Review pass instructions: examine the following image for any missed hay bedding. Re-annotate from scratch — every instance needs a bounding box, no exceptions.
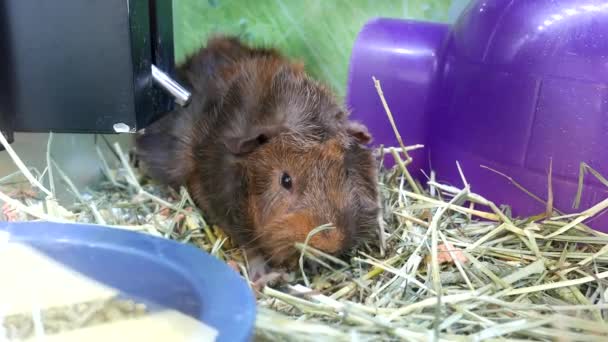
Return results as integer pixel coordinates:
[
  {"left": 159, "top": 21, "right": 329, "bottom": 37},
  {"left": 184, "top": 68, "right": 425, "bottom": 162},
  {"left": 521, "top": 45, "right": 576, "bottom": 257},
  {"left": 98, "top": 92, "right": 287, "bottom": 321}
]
[{"left": 1, "top": 81, "right": 608, "bottom": 341}]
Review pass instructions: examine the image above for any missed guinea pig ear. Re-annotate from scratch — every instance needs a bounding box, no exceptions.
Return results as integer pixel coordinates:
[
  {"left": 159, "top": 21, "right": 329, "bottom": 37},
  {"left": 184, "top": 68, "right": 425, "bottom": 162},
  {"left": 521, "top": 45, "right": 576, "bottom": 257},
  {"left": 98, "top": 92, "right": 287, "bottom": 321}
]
[
  {"left": 224, "top": 124, "right": 284, "bottom": 155},
  {"left": 346, "top": 121, "right": 373, "bottom": 145}
]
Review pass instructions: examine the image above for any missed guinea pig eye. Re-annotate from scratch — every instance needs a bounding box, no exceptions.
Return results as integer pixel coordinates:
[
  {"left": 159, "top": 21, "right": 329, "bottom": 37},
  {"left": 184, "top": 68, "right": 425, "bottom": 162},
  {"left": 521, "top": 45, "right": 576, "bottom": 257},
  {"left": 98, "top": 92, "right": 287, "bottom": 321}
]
[
  {"left": 280, "top": 172, "right": 293, "bottom": 190},
  {"left": 256, "top": 134, "right": 268, "bottom": 145}
]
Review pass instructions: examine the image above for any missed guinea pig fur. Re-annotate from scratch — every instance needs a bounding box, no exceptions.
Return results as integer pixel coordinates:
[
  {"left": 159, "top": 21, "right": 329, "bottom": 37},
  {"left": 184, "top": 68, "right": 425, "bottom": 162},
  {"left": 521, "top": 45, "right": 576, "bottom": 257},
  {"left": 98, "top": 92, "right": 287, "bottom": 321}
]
[{"left": 135, "top": 35, "right": 381, "bottom": 272}]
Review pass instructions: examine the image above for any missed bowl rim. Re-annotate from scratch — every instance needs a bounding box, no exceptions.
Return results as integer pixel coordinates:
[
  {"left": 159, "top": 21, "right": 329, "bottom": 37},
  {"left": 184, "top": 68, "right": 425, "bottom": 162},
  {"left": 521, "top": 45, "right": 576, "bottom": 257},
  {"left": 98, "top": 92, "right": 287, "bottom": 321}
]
[{"left": 0, "top": 220, "right": 256, "bottom": 342}]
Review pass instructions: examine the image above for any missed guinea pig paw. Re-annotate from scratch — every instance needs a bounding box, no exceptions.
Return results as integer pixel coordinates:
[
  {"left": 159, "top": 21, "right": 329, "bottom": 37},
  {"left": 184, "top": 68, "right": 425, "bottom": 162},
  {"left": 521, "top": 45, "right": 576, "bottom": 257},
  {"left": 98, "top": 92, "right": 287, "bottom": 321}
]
[
  {"left": 2, "top": 203, "right": 18, "bottom": 221},
  {"left": 247, "top": 255, "right": 270, "bottom": 282},
  {"left": 251, "top": 271, "right": 287, "bottom": 292}
]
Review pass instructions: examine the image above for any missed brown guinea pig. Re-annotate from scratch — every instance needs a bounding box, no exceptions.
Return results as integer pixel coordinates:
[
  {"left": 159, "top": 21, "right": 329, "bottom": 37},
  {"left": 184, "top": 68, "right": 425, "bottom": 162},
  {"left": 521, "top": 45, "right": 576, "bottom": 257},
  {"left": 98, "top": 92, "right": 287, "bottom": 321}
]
[{"left": 135, "top": 35, "right": 381, "bottom": 274}]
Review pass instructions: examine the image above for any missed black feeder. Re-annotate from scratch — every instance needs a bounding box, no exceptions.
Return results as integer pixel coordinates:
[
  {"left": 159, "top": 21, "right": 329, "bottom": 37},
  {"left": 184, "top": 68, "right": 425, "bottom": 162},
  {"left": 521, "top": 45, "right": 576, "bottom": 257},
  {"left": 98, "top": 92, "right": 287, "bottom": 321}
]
[{"left": 0, "top": 0, "right": 191, "bottom": 149}]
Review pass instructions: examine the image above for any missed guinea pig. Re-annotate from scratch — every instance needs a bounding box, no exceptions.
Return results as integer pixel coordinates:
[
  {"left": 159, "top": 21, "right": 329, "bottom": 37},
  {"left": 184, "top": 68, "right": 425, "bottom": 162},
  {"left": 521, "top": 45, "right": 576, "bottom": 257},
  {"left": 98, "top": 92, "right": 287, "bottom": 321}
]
[{"left": 135, "top": 35, "right": 381, "bottom": 277}]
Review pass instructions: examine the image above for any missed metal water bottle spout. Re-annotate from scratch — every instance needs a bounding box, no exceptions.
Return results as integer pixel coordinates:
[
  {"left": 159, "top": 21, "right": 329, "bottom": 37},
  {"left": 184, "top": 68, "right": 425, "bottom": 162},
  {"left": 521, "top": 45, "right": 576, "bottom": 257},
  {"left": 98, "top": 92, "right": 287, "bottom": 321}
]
[{"left": 151, "top": 64, "right": 192, "bottom": 107}]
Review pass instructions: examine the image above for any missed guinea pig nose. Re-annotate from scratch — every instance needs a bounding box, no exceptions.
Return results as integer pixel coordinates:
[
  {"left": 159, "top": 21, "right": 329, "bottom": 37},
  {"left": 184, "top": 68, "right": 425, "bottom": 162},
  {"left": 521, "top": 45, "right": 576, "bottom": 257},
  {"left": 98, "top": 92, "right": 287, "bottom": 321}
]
[
  {"left": 307, "top": 227, "right": 344, "bottom": 254},
  {"left": 284, "top": 212, "right": 346, "bottom": 254}
]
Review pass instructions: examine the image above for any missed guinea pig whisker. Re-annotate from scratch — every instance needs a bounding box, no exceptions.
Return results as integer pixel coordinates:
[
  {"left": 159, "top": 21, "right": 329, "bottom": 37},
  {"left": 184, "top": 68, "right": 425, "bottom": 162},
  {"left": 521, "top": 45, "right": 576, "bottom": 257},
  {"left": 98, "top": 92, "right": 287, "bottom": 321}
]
[
  {"left": 240, "top": 234, "right": 269, "bottom": 251},
  {"left": 240, "top": 230, "right": 291, "bottom": 261},
  {"left": 265, "top": 246, "right": 291, "bottom": 264},
  {"left": 261, "top": 193, "right": 284, "bottom": 220}
]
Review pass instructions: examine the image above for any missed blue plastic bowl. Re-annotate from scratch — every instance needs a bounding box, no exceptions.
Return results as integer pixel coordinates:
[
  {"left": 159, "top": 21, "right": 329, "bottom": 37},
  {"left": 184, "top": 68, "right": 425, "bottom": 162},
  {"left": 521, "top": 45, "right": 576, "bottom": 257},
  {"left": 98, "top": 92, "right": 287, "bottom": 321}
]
[{"left": 0, "top": 221, "right": 256, "bottom": 341}]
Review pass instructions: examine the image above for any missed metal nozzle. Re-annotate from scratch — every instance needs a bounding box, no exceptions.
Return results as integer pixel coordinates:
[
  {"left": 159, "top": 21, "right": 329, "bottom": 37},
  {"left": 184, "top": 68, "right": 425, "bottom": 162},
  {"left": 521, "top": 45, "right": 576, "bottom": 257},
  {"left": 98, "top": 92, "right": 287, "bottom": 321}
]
[{"left": 151, "top": 64, "right": 191, "bottom": 107}]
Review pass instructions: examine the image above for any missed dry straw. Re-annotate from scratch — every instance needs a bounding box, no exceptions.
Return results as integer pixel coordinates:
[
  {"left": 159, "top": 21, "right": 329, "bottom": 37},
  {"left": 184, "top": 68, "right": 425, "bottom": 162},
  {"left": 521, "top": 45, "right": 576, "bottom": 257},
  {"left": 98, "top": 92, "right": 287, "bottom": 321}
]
[{"left": 1, "top": 77, "right": 608, "bottom": 341}]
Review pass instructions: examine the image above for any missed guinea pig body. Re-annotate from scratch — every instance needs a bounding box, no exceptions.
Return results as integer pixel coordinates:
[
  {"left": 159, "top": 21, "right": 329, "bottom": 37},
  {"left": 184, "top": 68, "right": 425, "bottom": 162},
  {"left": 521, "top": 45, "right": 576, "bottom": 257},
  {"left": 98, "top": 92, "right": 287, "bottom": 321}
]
[{"left": 135, "top": 36, "right": 381, "bottom": 269}]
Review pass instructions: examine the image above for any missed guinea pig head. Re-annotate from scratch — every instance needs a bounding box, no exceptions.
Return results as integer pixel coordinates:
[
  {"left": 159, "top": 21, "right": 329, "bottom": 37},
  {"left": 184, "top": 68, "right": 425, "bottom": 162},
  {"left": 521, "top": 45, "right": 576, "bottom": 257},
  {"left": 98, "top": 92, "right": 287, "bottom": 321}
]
[
  {"left": 244, "top": 135, "right": 381, "bottom": 267},
  {"left": 219, "top": 59, "right": 381, "bottom": 267}
]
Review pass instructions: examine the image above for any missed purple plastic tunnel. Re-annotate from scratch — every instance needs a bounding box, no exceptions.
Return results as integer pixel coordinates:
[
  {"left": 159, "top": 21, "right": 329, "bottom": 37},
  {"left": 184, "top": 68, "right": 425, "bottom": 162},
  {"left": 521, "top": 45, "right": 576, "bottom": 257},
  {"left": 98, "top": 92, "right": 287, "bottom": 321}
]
[{"left": 346, "top": 0, "right": 608, "bottom": 233}]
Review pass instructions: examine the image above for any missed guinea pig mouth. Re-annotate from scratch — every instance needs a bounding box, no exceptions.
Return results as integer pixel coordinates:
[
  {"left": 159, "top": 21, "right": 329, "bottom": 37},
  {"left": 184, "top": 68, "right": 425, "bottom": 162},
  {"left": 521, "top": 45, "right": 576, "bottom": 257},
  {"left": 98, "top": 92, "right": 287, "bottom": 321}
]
[{"left": 256, "top": 217, "right": 348, "bottom": 267}]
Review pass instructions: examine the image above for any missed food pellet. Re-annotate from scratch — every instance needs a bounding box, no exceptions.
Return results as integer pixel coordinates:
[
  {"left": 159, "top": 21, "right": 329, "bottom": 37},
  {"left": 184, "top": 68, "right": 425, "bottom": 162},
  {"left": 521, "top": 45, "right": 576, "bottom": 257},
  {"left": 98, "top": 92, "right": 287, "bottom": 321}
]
[{"left": 1, "top": 297, "right": 148, "bottom": 341}]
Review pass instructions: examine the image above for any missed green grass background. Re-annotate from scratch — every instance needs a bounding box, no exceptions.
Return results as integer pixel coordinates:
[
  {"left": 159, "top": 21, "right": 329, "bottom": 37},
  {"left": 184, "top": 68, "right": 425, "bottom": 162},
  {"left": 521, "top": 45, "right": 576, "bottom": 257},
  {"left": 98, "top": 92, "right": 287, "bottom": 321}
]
[{"left": 173, "top": 0, "right": 463, "bottom": 98}]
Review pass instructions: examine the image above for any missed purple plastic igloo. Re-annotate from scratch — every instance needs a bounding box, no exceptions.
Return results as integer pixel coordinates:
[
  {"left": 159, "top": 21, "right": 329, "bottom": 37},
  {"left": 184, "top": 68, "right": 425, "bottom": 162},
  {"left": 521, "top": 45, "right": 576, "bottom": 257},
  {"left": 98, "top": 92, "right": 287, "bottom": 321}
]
[{"left": 347, "top": 0, "right": 608, "bottom": 232}]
